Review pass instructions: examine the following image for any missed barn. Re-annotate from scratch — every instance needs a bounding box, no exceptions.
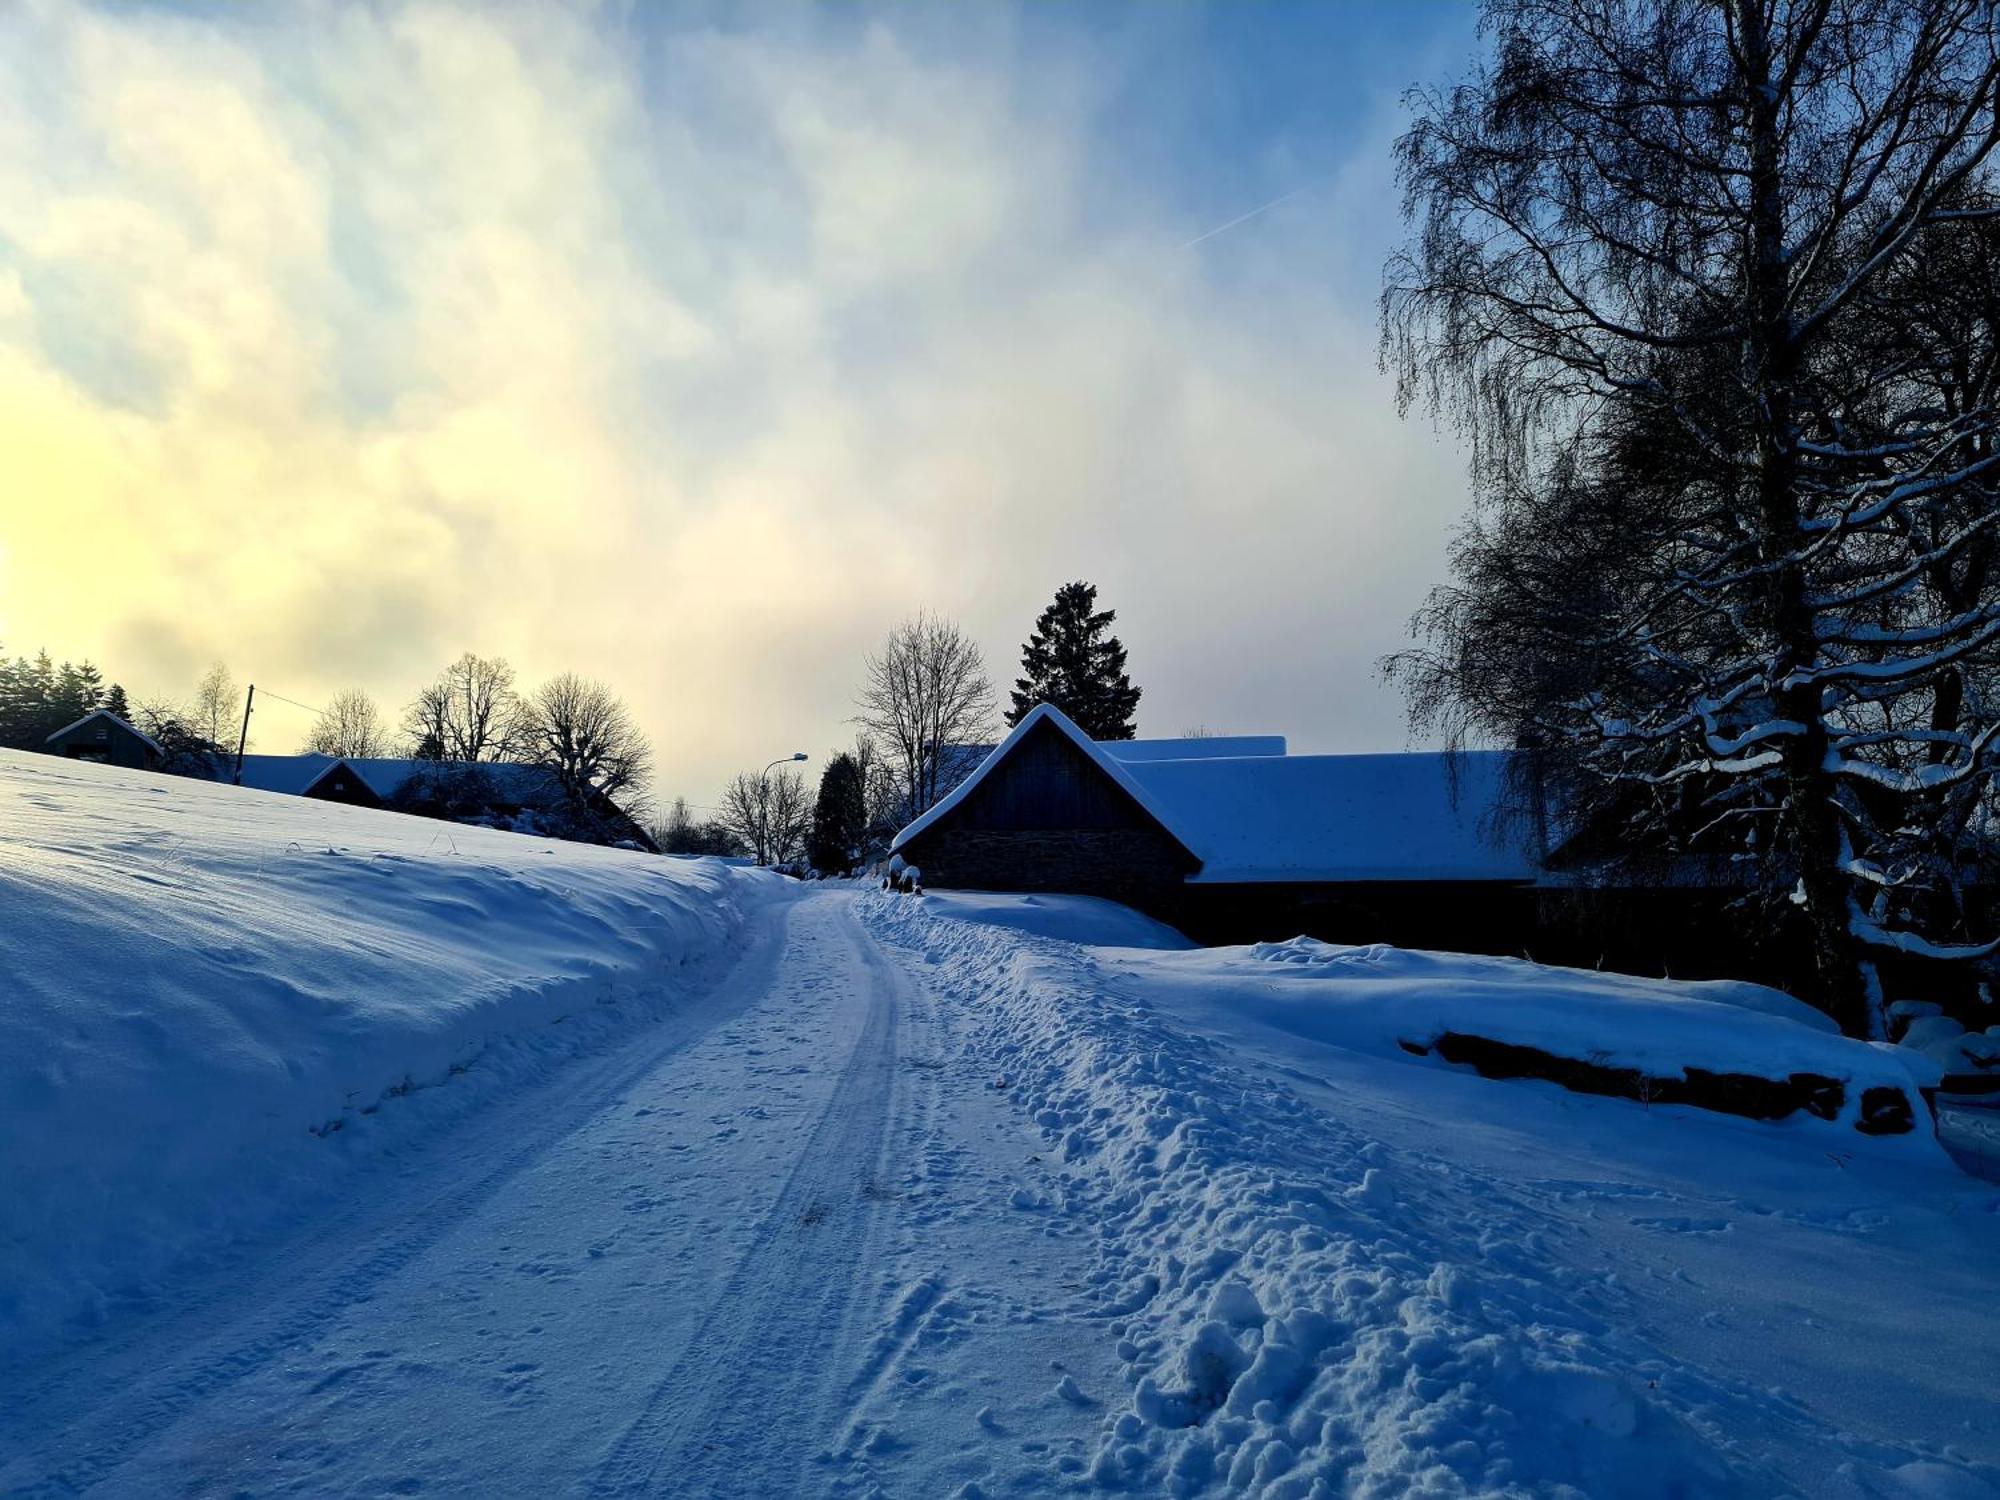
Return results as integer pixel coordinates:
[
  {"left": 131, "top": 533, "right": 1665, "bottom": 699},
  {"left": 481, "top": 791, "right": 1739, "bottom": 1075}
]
[
  {"left": 891, "top": 704, "right": 1542, "bottom": 951},
  {"left": 44, "top": 710, "right": 164, "bottom": 771}
]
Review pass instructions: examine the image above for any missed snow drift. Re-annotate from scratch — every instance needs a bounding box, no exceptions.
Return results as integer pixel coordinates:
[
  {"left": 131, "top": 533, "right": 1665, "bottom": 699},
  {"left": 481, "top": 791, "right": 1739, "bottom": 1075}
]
[
  {"left": 0, "top": 749, "right": 772, "bottom": 1362},
  {"left": 865, "top": 890, "right": 1998, "bottom": 1497}
]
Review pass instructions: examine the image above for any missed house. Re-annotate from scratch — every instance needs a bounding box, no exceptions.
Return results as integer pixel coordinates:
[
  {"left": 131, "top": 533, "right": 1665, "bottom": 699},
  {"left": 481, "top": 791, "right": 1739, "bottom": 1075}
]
[
  {"left": 44, "top": 710, "right": 163, "bottom": 771},
  {"left": 229, "top": 754, "right": 659, "bottom": 851},
  {"left": 891, "top": 703, "right": 1544, "bottom": 953},
  {"left": 233, "top": 753, "right": 383, "bottom": 806}
]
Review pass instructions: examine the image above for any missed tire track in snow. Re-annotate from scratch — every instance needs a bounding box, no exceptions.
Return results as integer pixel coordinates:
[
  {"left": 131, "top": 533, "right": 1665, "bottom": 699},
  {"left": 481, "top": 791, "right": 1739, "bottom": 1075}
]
[
  {"left": 586, "top": 901, "right": 908, "bottom": 1498},
  {"left": 0, "top": 902, "right": 795, "bottom": 1500}
]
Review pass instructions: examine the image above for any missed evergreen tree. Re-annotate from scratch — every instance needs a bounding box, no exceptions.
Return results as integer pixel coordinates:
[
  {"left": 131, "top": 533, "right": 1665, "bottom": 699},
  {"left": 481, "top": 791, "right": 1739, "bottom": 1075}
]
[
  {"left": 51, "top": 660, "right": 103, "bottom": 728},
  {"left": 27, "top": 651, "right": 56, "bottom": 728},
  {"left": 0, "top": 652, "right": 24, "bottom": 748},
  {"left": 807, "top": 753, "right": 868, "bottom": 875},
  {"left": 103, "top": 683, "right": 130, "bottom": 721},
  {"left": 3, "top": 651, "right": 61, "bottom": 747},
  {"left": 1006, "top": 581, "right": 1141, "bottom": 739}
]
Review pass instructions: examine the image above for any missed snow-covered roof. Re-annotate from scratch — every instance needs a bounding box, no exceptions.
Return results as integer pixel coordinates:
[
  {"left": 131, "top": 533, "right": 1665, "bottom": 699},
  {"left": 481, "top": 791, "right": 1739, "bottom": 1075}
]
[
  {"left": 1102, "top": 735, "right": 1286, "bottom": 763},
  {"left": 232, "top": 754, "right": 349, "bottom": 796},
  {"left": 1127, "top": 750, "right": 1537, "bottom": 883},
  {"left": 891, "top": 703, "right": 1537, "bottom": 884},
  {"left": 891, "top": 705, "right": 1202, "bottom": 863},
  {"left": 43, "top": 709, "right": 164, "bottom": 757},
  {"left": 335, "top": 758, "right": 436, "bottom": 800},
  {"left": 350, "top": 759, "right": 561, "bottom": 802},
  {"left": 232, "top": 755, "right": 562, "bottom": 804}
]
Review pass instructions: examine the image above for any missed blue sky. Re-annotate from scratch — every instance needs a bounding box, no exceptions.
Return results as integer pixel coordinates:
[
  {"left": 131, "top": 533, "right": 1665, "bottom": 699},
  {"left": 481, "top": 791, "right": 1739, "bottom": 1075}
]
[{"left": 0, "top": 0, "right": 1486, "bottom": 797}]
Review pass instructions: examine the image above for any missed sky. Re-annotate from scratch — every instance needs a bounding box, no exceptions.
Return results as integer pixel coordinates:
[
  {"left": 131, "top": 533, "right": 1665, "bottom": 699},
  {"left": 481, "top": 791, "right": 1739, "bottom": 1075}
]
[{"left": 0, "top": 0, "right": 1484, "bottom": 809}]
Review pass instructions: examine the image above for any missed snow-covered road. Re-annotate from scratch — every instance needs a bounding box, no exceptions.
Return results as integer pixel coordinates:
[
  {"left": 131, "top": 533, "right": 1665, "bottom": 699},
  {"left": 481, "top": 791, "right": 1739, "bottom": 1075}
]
[
  {"left": 5, "top": 880, "right": 1997, "bottom": 1499},
  {"left": 0, "top": 891, "right": 1115, "bottom": 1498}
]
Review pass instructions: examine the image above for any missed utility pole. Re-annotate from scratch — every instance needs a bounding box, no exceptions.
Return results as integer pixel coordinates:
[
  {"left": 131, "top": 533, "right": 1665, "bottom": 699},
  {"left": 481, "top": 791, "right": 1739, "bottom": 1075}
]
[{"left": 233, "top": 683, "right": 255, "bottom": 784}]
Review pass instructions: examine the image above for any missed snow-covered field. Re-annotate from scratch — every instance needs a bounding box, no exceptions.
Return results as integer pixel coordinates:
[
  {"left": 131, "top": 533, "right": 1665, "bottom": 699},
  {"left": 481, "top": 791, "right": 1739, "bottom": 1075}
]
[
  {"left": 0, "top": 750, "right": 775, "bottom": 1366},
  {"left": 3, "top": 756, "right": 1996, "bottom": 1498}
]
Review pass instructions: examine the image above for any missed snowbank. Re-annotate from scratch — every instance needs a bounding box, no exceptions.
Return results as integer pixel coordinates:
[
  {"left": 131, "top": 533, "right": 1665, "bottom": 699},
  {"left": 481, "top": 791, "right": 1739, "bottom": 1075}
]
[
  {"left": 0, "top": 750, "right": 775, "bottom": 1361},
  {"left": 1212, "top": 937, "right": 1930, "bottom": 1138},
  {"left": 866, "top": 891, "right": 1997, "bottom": 1496},
  {"left": 914, "top": 890, "right": 1194, "bottom": 950}
]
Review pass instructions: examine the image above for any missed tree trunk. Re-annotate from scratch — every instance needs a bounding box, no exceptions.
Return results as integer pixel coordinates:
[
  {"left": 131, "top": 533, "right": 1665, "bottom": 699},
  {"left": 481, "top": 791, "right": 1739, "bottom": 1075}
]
[{"left": 1737, "top": 0, "right": 1874, "bottom": 1035}]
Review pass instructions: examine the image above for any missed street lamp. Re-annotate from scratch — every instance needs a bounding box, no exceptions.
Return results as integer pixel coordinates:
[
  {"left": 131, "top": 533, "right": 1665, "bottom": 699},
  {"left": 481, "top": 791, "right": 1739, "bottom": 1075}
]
[{"left": 757, "top": 753, "right": 808, "bottom": 866}]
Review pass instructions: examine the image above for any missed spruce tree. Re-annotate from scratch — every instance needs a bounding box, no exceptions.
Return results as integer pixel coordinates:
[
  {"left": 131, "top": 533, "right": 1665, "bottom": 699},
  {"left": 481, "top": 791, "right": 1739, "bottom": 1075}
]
[
  {"left": 807, "top": 753, "right": 868, "bottom": 875},
  {"left": 1006, "top": 581, "right": 1141, "bottom": 739},
  {"left": 51, "top": 660, "right": 103, "bottom": 727},
  {"left": 104, "top": 683, "right": 130, "bottom": 721}
]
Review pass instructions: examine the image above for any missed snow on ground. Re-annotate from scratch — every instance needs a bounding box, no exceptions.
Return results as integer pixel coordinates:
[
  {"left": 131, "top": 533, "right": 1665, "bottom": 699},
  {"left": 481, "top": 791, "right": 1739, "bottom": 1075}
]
[
  {"left": 1199, "top": 937, "right": 1933, "bottom": 1133},
  {"left": 868, "top": 891, "right": 2000, "bottom": 1499},
  {"left": 5, "top": 757, "right": 1997, "bottom": 1499},
  {"left": 0, "top": 749, "right": 776, "bottom": 1367},
  {"left": 916, "top": 890, "right": 1196, "bottom": 951}
]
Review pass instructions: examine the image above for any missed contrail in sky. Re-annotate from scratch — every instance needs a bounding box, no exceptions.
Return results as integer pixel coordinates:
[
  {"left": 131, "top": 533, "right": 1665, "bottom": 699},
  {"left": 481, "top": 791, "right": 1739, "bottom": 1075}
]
[{"left": 1180, "top": 174, "right": 1336, "bottom": 249}]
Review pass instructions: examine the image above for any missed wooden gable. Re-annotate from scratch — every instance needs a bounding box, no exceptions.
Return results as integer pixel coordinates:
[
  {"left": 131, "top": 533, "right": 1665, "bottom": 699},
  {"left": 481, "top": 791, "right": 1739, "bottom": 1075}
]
[{"left": 944, "top": 718, "right": 1186, "bottom": 843}]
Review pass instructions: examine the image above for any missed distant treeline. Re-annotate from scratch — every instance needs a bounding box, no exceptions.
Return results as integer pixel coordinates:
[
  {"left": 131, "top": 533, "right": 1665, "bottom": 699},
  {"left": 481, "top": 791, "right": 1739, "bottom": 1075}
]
[
  {"left": 2, "top": 643, "right": 657, "bottom": 850},
  {"left": 0, "top": 650, "right": 127, "bottom": 751}
]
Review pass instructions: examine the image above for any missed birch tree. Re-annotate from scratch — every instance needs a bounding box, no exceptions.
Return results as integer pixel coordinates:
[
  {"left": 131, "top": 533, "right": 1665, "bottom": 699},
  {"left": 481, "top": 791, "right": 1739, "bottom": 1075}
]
[
  {"left": 191, "top": 662, "right": 241, "bottom": 755},
  {"left": 1385, "top": 0, "right": 2000, "bottom": 1035},
  {"left": 304, "top": 689, "right": 388, "bottom": 758}
]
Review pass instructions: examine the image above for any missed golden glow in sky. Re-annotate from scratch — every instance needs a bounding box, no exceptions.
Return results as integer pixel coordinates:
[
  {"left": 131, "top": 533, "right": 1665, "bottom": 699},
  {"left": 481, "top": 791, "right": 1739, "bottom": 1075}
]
[{"left": 0, "top": 0, "right": 1466, "bottom": 797}]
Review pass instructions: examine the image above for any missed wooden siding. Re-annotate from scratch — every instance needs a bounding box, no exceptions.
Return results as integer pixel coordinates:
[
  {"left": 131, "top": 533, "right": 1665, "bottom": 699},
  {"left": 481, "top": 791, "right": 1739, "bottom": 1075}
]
[
  {"left": 898, "top": 719, "right": 1199, "bottom": 902},
  {"left": 46, "top": 717, "right": 157, "bottom": 772},
  {"left": 303, "top": 770, "right": 385, "bottom": 809},
  {"left": 942, "top": 719, "right": 1182, "bottom": 838},
  {"left": 901, "top": 826, "right": 1197, "bottom": 908}
]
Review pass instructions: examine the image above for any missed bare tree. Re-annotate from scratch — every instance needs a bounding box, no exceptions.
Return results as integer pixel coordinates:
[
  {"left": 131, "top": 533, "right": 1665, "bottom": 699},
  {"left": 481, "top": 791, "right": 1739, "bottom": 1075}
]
[
  {"left": 1384, "top": 0, "right": 2000, "bottom": 1035},
  {"left": 852, "top": 733, "right": 905, "bottom": 858},
  {"left": 520, "top": 672, "right": 652, "bottom": 811},
  {"left": 402, "top": 680, "right": 451, "bottom": 760},
  {"left": 720, "top": 766, "right": 811, "bottom": 867},
  {"left": 404, "top": 653, "right": 522, "bottom": 763},
  {"left": 132, "top": 696, "right": 216, "bottom": 776},
  {"left": 191, "top": 662, "right": 241, "bottom": 754},
  {"left": 854, "top": 612, "right": 997, "bottom": 824},
  {"left": 303, "top": 688, "right": 388, "bottom": 758},
  {"left": 652, "top": 796, "right": 747, "bottom": 857}
]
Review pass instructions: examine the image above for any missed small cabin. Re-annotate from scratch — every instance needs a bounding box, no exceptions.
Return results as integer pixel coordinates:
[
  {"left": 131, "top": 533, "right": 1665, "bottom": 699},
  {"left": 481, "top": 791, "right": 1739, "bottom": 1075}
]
[{"left": 44, "top": 710, "right": 163, "bottom": 771}]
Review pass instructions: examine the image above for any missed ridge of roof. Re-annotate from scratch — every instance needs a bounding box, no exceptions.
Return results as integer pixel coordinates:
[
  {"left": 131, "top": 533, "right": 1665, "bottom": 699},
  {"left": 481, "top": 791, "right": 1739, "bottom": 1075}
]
[{"left": 1101, "top": 735, "right": 1286, "bottom": 763}]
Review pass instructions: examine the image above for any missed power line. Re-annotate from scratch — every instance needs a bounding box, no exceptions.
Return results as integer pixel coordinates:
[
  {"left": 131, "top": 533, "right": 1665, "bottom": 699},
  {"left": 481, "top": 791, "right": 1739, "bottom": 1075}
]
[{"left": 255, "top": 688, "right": 322, "bottom": 717}]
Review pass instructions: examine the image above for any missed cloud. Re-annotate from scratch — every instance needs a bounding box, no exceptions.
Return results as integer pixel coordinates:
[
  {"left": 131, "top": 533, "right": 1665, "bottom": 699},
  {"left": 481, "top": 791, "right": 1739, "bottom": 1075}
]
[{"left": 0, "top": 0, "right": 1467, "bottom": 799}]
